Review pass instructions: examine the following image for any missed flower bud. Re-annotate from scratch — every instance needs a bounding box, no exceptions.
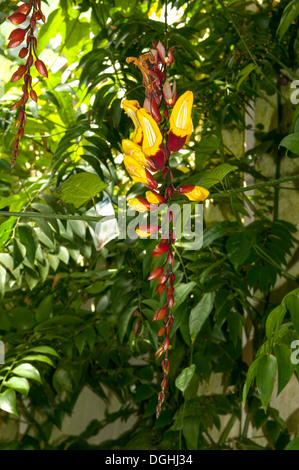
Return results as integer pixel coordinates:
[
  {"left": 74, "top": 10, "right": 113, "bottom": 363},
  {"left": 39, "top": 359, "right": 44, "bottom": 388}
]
[
  {"left": 148, "top": 266, "right": 164, "bottom": 281},
  {"left": 153, "top": 307, "right": 168, "bottom": 321}
]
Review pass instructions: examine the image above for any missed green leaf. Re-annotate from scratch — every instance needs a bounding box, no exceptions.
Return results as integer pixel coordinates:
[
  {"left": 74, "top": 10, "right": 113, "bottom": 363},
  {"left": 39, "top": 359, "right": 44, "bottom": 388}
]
[
  {"left": 173, "top": 282, "right": 196, "bottom": 312},
  {"left": 12, "top": 363, "right": 42, "bottom": 383},
  {"left": 202, "top": 221, "right": 237, "bottom": 248},
  {"left": 20, "top": 355, "right": 55, "bottom": 367},
  {"left": 286, "top": 293, "right": 299, "bottom": 336},
  {"left": 175, "top": 364, "right": 196, "bottom": 394},
  {"left": 183, "top": 416, "right": 200, "bottom": 450},
  {"left": 4, "top": 377, "right": 30, "bottom": 398},
  {"left": 285, "top": 436, "right": 299, "bottom": 450},
  {"left": 26, "top": 346, "right": 59, "bottom": 357},
  {"left": 226, "top": 230, "right": 255, "bottom": 266},
  {"left": 53, "top": 367, "right": 73, "bottom": 393},
  {"left": 237, "top": 63, "right": 256, "bottom": 90},
  {"left": 243, "top": 357, "right": 260, "bottom": 407},
  {"left": 274, "top": 344, "right": 294, "bottom": 395},
  {"left": 8, "top": 307, "right": 36, "bottom": 330},
  {"left": 265, "top": 304, "right": 287, "bottom": 347},
  {"left": 35, "top": 295, "right": 53, "bottom": 323},
  {"left": 0, "top": 389, "right": 18, "bottom": 416},
  {"left": 198, "top": 164, "right": 238, "bottom": 189},
  {"left": 256, "top": 354, "right": 277, "bottom": 411},
  {"left": 189, "top": 292, "right": 214, "bottom": 342},
  {"left": 279, "top": 133, "right": 299, "bottom": 155},
  {"left": 277, "top": 0, "right": 299, "bottom": 40},
  {"left": 18, "top": 225, "right": 37, "bottom": 265},
  {"left": 119, "top": 306, "right": 137, "bottom": 344},
  {"left": 54, "top": 173, "right": 108, "bottom": 208},
  {"left": 13, "top": 238, "right": 25, "bottom": 270}
]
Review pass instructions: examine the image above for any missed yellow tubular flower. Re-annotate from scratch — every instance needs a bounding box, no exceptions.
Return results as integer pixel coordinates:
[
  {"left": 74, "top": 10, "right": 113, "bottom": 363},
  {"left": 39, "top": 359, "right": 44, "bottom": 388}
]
[
  {"left": 123, "top": 155, "right": 158, "bottom": 189},
  {"left": 179, "top": 185, "right": 210, "bottom": 202},
  {"left": 128, "top": 197, "right": 151, "bottom": 213},
  {"left": 168, "top": 91, "right": 193, "bottom": 152},
  {"left": 145, "top": 190, "right": 166, "bottom": 205},
  {"left": 122, "top": 100, "right": 143, "bottom": 145},
  {"left": 122, "top": 140, "right": 155, "bottom": 170},
  {"left": 137, "top": 108, "right": 163, "bottom": 163}
]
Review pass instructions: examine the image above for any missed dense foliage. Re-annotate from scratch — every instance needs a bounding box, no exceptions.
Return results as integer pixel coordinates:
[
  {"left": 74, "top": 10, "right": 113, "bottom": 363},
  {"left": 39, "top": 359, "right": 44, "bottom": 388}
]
[{"left": 0, "top": 0, "right": 299, "bottom": 450}]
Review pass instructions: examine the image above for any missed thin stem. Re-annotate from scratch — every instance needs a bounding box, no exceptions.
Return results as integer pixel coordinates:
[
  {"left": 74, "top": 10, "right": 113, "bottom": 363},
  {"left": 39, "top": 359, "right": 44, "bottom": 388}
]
[
  {"left": 210, "top": 175, "right": 299, "bottom": 199},
  {"left": 0, "top": 211, "right": 103, "bottom": 223},
  {"left": 164, "top": 0, "right": 168, "bottom": 51}
]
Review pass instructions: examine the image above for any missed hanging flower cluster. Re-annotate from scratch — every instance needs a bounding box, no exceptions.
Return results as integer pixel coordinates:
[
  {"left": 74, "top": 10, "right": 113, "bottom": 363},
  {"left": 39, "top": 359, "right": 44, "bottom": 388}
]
[
  {"left": 6, "top": 0, "right": 47, "bottom": 167},
  {"left": 123, "top": 41, "right": 209, "bottom": 418}
]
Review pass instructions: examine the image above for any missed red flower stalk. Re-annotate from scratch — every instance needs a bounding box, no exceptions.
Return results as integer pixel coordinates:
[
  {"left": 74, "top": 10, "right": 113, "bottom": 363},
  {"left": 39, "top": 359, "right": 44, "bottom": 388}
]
[
  {"left": 124, "top": 38, "right": 209, "bottom": 419},
  {"left": 7, "top": 0, "right": 47, "bottom": 167}
]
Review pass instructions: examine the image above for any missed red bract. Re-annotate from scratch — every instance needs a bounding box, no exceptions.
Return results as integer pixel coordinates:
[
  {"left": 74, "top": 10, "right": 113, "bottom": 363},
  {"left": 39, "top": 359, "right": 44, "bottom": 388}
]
[
  {"left": 167, "top": 286, "right": 174, "bottom": 297},
  {"left": 19, "top": 47, "right": 28, "bottom": 59},
  {"left": 152, "top": 244, "right": 170, "bottom": 257},
  {"left": 7, "top": 1, "right": 47, "bottom": 166},
  {"left": 8, "top": 12, "right": 27, "bottom": 24},
  {"left": 153, "top": 307, "right": 168, "bottom": 321},
  {"left": 35, "top": 59, "right": 48, "bottom": 78},
  {"left": 168, "top": 295, "right": 174, "bottom": 309},
  {"left": 157, "top": 284, "right": 166, "bottom": 295},
  {"left": 167, "top": 252, "right": 174, "bottom": 265},
  {"left": 163, "top": 337, "right": 170, "bottom": 352},
  {"left": 18, "top": 4, "right": 31, "bottom": 15},
  {"left": 148, "top": 266, "right": 164, "bottom": 281},
  {"left": 11, "top": 65, "right": 27, "bottom": 82},
  {"left": 8, "top": 28, "right": 27, "bottom": 42},
  {"left": 157, "top": 326, "right": 166, "bottom": 337},
  {"left": 8, "top": 38, "right": 24, "bottom": 48}
]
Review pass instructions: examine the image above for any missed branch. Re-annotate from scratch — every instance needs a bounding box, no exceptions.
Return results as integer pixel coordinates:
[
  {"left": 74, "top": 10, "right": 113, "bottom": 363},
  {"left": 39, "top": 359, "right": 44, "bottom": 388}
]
[{"left": 210, "top": 175, "right": 299, "bottom": 199}]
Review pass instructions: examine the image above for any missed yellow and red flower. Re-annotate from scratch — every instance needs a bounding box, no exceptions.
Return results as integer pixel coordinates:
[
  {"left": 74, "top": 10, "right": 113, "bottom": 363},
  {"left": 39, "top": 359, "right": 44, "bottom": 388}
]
[
  {"left": 122, "top": 139, "right": 156, "bottom": 171},
  {"left": 178, "top": 184, "right": 210, "bottom": 202},
  {"left": 167, "top": 91, "right": 193, "bottom": 152},
  {"left": 128, "top": 197, "right": 151, "bottom": 213},
  {"left": 136, "top": 224, "right": 160, "bottom": 238},
  {"left": 122, "top": 100, "right": 143, "bottom": 145},
  {"left": 137, "top": 108, "right": 166, "bottom": 171},
  {"left": 145, "top": 190, "right": 166, "bottom": 205},
  {"left": 123, "top": 154, "right": 158, "bottom": 189}
]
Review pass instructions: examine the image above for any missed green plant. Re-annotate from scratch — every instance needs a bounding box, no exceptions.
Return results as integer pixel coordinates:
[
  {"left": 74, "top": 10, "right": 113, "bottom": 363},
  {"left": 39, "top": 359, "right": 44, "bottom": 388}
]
[{"left": 0, "top": 0, "right": 299, "bottom": 450}]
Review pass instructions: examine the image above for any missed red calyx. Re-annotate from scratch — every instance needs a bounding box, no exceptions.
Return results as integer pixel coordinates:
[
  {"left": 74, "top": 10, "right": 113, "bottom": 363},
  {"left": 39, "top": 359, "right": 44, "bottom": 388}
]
[
  {"left": 35, "top": 59, "right": 48, "bottom": 78},
  {"left": 177, "top": 185, "right": 195, "bottom": 194},
  {"left": 148, "top": 266, "right": 164, "bottom": 281},
  {"left": 152, "top": 244, "right": 170, "bottom": 257},
  {"left": 153, "top": 307, "right": 168, "bottom": 321},
  {"left": 8, "top": 12, "right": 27, "bottom": 25}
]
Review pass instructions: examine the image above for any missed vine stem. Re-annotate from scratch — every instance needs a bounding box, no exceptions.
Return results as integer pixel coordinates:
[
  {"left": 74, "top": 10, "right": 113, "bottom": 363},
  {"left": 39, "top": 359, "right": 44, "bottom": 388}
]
[{"left": 0, "top": 175, "right": 298, "bottom": 222}]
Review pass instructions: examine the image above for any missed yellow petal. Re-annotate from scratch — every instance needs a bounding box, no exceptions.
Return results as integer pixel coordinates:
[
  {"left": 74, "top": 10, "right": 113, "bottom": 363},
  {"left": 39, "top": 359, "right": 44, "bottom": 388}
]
[
  {"left": 122, "top": 140, "right": 152, "bottom": 168},
  {"left": 169, "top": 91, "right": 193, "bottom": 138},
  {"left": 137, "top": 108, "right": 162, "bottom": 157},
  {"left": 128, "top": 198, "right": 149, "bottom": 213},
  {"left": 122, "top": 100, "right": 143, "bottom": 144},
  {"left": 184, "top": 186, "right": 210, "bottom": 202},
  {"left": 145, "top": 190, "right": 164, "bottom": 204},
  {"left": 122, "top": 139, "right": 141, "bottom": 155}
]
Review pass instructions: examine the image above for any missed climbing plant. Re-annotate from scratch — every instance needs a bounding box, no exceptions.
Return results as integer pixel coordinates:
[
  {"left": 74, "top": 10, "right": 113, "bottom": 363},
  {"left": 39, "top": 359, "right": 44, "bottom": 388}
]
[{"left": 0, "top": 0, "right": 299, "bottom": 450}]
